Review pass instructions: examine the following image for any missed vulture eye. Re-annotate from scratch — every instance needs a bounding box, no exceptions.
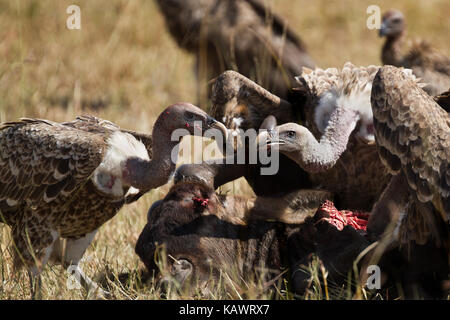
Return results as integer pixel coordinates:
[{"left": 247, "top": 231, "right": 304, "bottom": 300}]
[
  {"left": 286, "top": 131, "right": 296, "bottom": 139},
  {"left": 185, "top": 112, "right": 195, "bottom": 120},
  {"left": 392, "top": 18, "right": 401, "bottom": 23}
]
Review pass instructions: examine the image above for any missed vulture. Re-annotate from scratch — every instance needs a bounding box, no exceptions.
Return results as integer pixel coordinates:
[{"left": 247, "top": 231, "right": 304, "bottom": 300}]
[
  {"left": 367, "top": 65, "right": 449, "bottom": 243},
  {"left": 257, "top": 63, "right": 392, "bottom": 210},
  {"left": 363, "top": 66, "right": 449, "bottom": 298},
  {"left": 0, "top": 103, "right": 227, "bottom": 298},
  {"left": 379, "top": 9, "right": 450, "bottom": 96},
  {"left": 154, "top": 0, "right": 315, "bottom": 102}
]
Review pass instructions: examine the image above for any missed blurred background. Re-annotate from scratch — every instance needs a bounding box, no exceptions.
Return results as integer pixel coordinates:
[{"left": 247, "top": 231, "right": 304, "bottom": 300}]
[
  {"left": 0, "top": 0, "right": 449, "bottom": 299},
  {"left": 1, "top": 0, "right": 449, "bottom": 126}
]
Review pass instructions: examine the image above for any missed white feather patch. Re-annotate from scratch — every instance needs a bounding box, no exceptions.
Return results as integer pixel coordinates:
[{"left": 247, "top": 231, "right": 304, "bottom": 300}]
[
  {"left": 92, "top": 131, "right": 149, "bottom": 197},
  {"left": 232, "top": 117, "right": 244, "bottom": 128}
]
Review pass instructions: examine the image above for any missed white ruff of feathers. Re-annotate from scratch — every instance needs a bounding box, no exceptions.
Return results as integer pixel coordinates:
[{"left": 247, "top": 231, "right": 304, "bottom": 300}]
[
  {"left": 92, "top": 131, "right": 150, "bottom": 197},
  {"left": 296, "top": 62, "right": 423, "bottom": 142}
]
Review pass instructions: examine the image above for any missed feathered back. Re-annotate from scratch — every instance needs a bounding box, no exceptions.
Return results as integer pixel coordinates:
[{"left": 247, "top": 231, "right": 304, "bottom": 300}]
[
  {"left": 295, "top": 62, "right": 424, "bottom": 143},
  {"left": 371, "top": 65, "right": 449, "bottom": 224},
  {"left": 296, "top": 63, "right": 380, "bottom": 141},
  {"left": 155, "top": 0, "right": 315, "bottom": 100}
]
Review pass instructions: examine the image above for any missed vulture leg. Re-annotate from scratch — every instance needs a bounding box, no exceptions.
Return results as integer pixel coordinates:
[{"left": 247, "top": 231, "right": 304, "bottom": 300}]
[
  {"left": 11, "top": 219, "right": 58, "bottom": 300},
  {"left": 28, "top": 270, "right": 43, "bottom": 300},
  {"left": 367, "top": 173, "right": 410, "bottom": 240},
  {"left": 54, "top": 230, "right": 110, "bottom": 299}
]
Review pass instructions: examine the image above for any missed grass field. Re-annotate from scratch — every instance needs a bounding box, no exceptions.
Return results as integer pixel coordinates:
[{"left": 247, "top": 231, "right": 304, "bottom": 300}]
[{"left": 0, "top": 0, "right": 449, "bottom": 299}]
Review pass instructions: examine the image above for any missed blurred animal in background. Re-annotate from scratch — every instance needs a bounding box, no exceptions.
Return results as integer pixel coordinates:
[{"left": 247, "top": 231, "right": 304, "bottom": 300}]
[
  {"left": 364, "top": 65, "right": 449, "bottom": 298},
  {"left": 379, "top": 9, "right": 450, "bottom": 96},
  {"left": 154, "top": 0, "right": 315, "bottom": 105},
  {"left": 0, "top": 103, "right": 226, "bottom": 299}
]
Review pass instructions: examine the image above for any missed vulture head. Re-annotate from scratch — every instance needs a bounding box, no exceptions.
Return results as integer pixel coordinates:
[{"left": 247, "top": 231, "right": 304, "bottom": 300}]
[
  {"left": 379, "top": 10, "right": 406, "bottom": 38},
  {"left": 151, "top": 102, "right": 226, "bottom": 135},
  {"left": 257, "top": 63, "right": 382, "bottom": 173},
  {"left": 122, "top": 103, "right": 227, "bottom": 190},
  {"left": 257, "top": 122, "right": 341, "bottom": 173}
]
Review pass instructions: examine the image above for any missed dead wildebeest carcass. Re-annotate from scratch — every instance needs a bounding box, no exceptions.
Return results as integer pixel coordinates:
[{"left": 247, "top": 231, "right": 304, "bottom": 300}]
[{"left": 135, "top": 179, "right": 374, "bottom": 298}]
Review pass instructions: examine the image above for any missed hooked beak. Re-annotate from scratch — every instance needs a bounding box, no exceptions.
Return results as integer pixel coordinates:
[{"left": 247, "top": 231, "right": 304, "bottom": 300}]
[
  {"left": 257, "top": 129, "right": 285, "bottom": 150},
  {"left": 207, "top": 116, "right": 229, "bottom": 140},
  {"left": 378, "top": 23, "right": 387, "bottom": 37}
]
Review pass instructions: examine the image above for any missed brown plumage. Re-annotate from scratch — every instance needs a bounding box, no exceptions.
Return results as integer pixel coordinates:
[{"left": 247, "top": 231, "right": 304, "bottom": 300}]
[
  {"left": 255, "top": 63, "right": 394, "bottom": 210},
  {"left": 368, "top": 66, "right": 449, "bottom": 246},
  {"left": 379, "top": 10, "right": 450, "bottom": 96},
  {"left": 155, "top": 0, "right": 315, "bottom": 102},
  {"left": 361, "top": 66, "right": 449, "bottom": 298},
  {"left": 0, "top": 103, "right": 227, "bottom": 298}
]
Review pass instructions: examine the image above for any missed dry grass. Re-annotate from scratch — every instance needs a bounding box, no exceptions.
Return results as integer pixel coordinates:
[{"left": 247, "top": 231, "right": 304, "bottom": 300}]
[{"left": 0, "top": 0, "right": 449, "bottom": 299}]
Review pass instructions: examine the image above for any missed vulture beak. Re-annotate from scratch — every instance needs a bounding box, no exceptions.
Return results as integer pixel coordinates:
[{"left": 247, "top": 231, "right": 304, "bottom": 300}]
[
  {"left": 207, "top": 116, "right": 229, "bottom": 140},
  {"left": 257, "top": 129, "right": 285, "bottom": 150},
  {"left": 378, "top": 23, "right": 387, "bottom": 37}
]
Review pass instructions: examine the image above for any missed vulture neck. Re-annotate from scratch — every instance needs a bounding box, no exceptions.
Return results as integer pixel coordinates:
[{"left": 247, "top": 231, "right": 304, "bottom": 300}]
[
  {"left": 293, "top": 107, "right": 359, "bottom": 172},
  {"left": 382, "top": 32, "right": 406, "bottom": 66},
  {"left": 126, "top": 118, "right": 180, "bottom": 190}
]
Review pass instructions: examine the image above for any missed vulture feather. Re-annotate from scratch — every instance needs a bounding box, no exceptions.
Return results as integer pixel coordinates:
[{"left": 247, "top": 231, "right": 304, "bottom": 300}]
[
  {"left": 0, "top": 103, "right": 226, "bottom": 298},
  {"left": 155, "top": 0, "right": 315, "bottom": 101}
]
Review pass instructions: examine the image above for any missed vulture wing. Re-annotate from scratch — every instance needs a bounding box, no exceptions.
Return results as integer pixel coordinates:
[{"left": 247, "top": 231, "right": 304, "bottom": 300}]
[
  {"left": 0, "top": 117, "right": 111, "bottom": 219},
  {"left": 210, "top": 70, "right": 295, "bottom": 132},
  {"left": 67, "top": 114, "right": 153, "bottom": 157},
  {"left": 245, "top": 0, "right": 315, "bottom": 72},
  {"left": 371, "top": 66, "right": 450, "bottom": 223}
]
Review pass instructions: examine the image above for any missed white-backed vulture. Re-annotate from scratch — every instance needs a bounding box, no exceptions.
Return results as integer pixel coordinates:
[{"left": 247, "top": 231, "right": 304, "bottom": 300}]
[
  {"left": 0, "top": 103, "right": 226, "bottom": 298},
  {"left": 257, "top": 63, "right": 393, "bottom": 210}
]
